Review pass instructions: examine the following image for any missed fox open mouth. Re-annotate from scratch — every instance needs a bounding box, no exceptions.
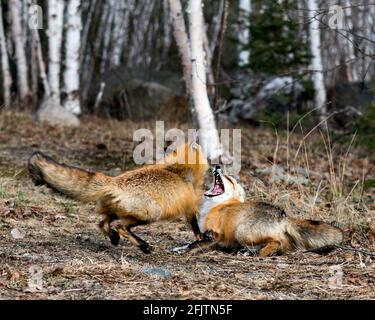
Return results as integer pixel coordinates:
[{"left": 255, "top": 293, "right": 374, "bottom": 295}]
[{"left": 205, "top": 171, "right": 225, "bottom": 197}]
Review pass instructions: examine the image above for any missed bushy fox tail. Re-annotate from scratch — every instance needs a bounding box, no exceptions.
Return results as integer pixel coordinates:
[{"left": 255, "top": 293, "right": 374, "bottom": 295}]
[
  {"left": 286, "top": 218, "right": 344, "bottom": 250},
  {"left": 28, "top": 152, "right": 112, "bottom": 203}
]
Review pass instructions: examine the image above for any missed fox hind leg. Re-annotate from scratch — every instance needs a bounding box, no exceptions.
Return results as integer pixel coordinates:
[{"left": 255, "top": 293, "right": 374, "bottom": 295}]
[
  {"left": 118, "top": 218, "right": 151, "bottom": 254},
  {"left": 258, "top": 240, "right": 283, "bottom": 257},
  {"left": 98, "top": 213, "right": 120, "bottom": 246}
]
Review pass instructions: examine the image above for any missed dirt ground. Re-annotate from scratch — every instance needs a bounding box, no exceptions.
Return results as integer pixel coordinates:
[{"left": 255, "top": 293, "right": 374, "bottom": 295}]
[{"left": 0, "top": 112, "right": 374, "bottom": 300}]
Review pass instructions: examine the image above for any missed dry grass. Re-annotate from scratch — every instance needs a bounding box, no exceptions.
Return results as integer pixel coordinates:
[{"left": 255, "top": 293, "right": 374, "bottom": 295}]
[{"left": 0, "top": 111, "right": 374, "bottom": 300}]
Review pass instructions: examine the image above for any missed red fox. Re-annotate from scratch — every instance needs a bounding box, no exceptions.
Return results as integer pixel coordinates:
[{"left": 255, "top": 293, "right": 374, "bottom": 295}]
[
  {"left": 176, "top": 166, "right": 344, "bottom": 256},
  {"left": 28, "top": 142, "right": 208, "bottom": 253}
]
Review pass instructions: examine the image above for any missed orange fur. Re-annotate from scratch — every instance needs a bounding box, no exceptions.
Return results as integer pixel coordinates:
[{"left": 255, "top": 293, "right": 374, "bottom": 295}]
[
  {"left": 28, "top": 142, "right": 208, "bottom": 253},
  {"left": 198, "top": 175, "right": 344, "bottom": 256}
]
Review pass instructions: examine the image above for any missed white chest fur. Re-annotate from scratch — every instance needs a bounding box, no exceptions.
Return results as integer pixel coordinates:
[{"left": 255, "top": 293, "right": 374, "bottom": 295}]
[
  {"left": 198, "top": 194, "right": 231, "bottom": 232},
  {"left": 198, "top": 199, "right": 215, "bottom": 232}
]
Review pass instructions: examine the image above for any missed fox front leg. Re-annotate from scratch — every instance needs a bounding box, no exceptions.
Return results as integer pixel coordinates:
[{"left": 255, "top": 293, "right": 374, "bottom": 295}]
[
  {"left": 172, "top": 231, "right": 215, "bottom": 254},
  {"left": 185, "top": 210, "right": 203, "bottom": 240},
  {"left": 188, "top": 214, "right": 203, "bottom": 240}
]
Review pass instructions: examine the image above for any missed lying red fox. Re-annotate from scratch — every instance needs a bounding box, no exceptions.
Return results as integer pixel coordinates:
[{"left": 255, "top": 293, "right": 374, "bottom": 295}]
[{"left": 175, "top": 166, "right": 344, "bottom": 256}]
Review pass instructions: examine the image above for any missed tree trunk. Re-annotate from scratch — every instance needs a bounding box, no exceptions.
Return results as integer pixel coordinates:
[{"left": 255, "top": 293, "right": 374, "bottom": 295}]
[
  {"left": 188, "top": 0, "right": 222, "bottom": 160},
  {"left": 48, "top": 0, "right": 64, "bottom": 105},
  {"left": 36, "top": 0, "right": 79, "bottom": 127},
  {"left": 209, "top": 0, "right": 224, "bottom": 54},
  {"left": 238, "top": 0, "right": 251, "bottom": 66},
  {"left": 100, "top": 0, "right": 115, "bottom": 73},
  {"left": 307, "top": 0, "right": 327, "bottom": 118},
  {"left": 80, "top": 0, "right": 97, "bottom": 66},
  {"left": 0, "top": 0, "right": 12, "bottom": 106},
  {"left": 128, "top": 0, "right": 154, "bottom": 67},
  {"left": 63, "top": 0, "right": 82, "bottom": 115},
  {"left": 202, "top": 25, "right": 215, "bottom": 97},
  {"left": 111, "top": 0, "right": 131, "bottom": 67},
  {"left": 9, "top": 0, "right": 30, "bottom": 102},
  {"left": 163, "top": 0, "right": 171, "bottom": 60},
  {"left": 168, "top": 0, "right": 192, "bottom": 95},
  {"left": 31, "top": 28, "right": 50, "bottom": 97},
  {"left": 344, "top": 1, "right": 358, "bottom": 82}
]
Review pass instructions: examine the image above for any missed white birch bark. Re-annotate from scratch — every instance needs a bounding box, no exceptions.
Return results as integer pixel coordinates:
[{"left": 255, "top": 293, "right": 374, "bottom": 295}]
[
  {"left": 63, "top": 0, "right": 82, "bottom": 115},
  {"left": 111, "top": 0, "right": 131, "bottom": 67},
  {"left": 9, "top": 0, "right": 30, "bottom": 101},
  {"left": 169, "top": 0, "right": 192, "bottom": 95},
  {"left": 307, "top": 0, "right": 327, "bottom": 118},
  {"left": 238, "top": 0, "right": 251, "bottom": 66},
  {"left": 110, "top": 0, "right": 124, "bottom": 67},
  {"left": 0, "top": 0, "right": 12, "bottom": 106},
  {"left": 21, "top": 0, "right": 29, "bottom": 46},
  {"left": 100, "top": 0, "right": 115, "bottom": 73},
  {"left": 344, "top": 2, "right": 358, "bottom": 82},
  {"left": 129, "top": 0, "right": 154, "bottom": 67},
  {"left": 48, "top": 0, "right": 64, "bottom": 105},
  {"left": 188, "top": 0, "right": 222, "bottom": 160},
  {"left": 202, "top": 25, "right": 215, "bottom": 96}
]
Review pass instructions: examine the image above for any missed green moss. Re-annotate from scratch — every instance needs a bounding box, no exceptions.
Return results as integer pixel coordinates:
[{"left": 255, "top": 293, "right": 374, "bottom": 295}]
[{"left": 63, "top": 201, "right": 79, "bottom": 216}]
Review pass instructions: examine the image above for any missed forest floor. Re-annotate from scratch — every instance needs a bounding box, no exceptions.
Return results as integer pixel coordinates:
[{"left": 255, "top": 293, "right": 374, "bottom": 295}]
[{"left": 0, "top": 111, "right": 374, "bottom": 300}]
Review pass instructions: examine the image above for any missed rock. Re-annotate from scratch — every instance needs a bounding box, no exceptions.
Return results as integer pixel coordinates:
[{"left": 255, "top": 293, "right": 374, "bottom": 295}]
[
  {"left": 225, "top": 73, "right": 306, "bottom": 123},
  {"left": 36, "top": 97, "right": 80, "bottom": 127},
  {"left": 11, "top": 228, "right": 26, "bottom": 239},
  {"left": 92, "top": 68, "right": 184, "bottom": 120},
  {"left": 258, "top": 76, "right": 303, "bottom": 99},
  {"left": 142, "top": 267, "right": 172, "bottom": 278}
]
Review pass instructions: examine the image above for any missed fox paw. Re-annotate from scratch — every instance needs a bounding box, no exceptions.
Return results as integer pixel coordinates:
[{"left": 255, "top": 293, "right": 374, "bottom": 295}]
[
  {"left": 172, "top": 243, "right": 191, "bottom": 254},
  {"left": 139, "top": 243, "right": 152, "bottom": 254},
  {"left": 109, "top": 230, "right": 120, "bottom": 246}
]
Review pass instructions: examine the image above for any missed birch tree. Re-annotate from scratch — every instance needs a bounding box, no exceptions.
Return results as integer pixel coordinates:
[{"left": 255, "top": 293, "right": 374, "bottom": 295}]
[
  {"left": 9, "top": 0, "right": 30, "bottom": 101},
  {"left": 238, "top": 0, "right": 251, "bottom": 66},
  {"left": 168, "top": 0, "right": 192, "bottom": 95},
  {"left": 344, "top": 1, "right": 358, "bottom": 82},
  {"left": 0, "top": 0, "right": 11, "bottom": 106},
  {"left": 188, "top": 0, "right": 222, "bottom": 160},
  {"left": 31, "top": 28, "right": 50, "bottom": 97},
  {"left": 63, "top": 0, "right": 82, "bottom": 115},
  {"left": 100, "top": 0, "right": 115, "bottom": 73},
  {"left": 307, "top": 0, "right": 327, "bottom": 118},
  {"left": 48, "top": 0, "right": 64, "bottom": 105},
  {"left": 111, "top": 0, "right": 131, "bottom": 67},
  {"left": 163, "top": 0, "right": 171, "bottom": 59},
  {"left": 36, "top": 0, "right": 79, "bottom": 127}
]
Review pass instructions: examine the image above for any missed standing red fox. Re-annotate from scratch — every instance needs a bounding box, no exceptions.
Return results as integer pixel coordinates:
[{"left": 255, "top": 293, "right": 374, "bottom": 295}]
[
  {"left": 28, "top": 142, "right": 208, "bottom": 253},
  {"left": 176, "top": 166, "right": 344, "bottom": 256}
]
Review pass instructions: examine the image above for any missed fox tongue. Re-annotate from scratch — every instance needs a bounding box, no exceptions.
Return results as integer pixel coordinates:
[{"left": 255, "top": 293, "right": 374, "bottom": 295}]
[
  {"left": 205, "top": 183, "right": 223, "bottom": 196},
  {"left": 212, "top": 184, "right": 223, "bottom": 195}
]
